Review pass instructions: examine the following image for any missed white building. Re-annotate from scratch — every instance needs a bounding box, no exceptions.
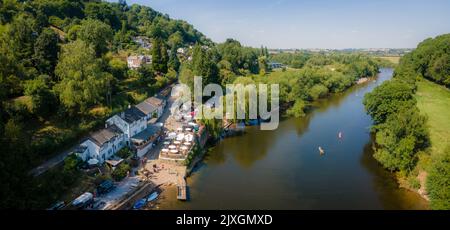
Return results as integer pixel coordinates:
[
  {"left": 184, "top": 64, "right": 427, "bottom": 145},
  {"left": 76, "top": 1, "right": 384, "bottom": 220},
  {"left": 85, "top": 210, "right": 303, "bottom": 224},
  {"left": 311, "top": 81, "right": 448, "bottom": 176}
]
[
  {"left": 135, "top": 97, "right": 166, "bottom": 122},
  {"left": 106, "top": 106, "right": 147, "bottom": 141},
  {"left": 127, "top": 55, "right": 152, "bottom": 69},
  {"left": 131, "top": 125, "right": 162, "bottom": 158},
  {"left": 74, "top": 97, "right": 167, "bottom": 164},
  {"left": 75, "top": 125, "right": 126, "bottom": 164},
  {"left": 177, "top": 47, "right": 186, "bottom": 54}
]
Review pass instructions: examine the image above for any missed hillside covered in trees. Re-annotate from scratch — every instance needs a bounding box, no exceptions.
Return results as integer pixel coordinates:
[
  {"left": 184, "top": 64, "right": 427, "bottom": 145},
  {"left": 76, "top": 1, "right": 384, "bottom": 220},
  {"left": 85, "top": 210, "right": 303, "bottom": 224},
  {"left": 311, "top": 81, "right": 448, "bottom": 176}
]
[
  {"left": 0, "top": 0, "right": 215, "bottom": 209},
  {"left": 364, "top": 34, "right": 450, "bottom": 210},
  {"left": 0, "top": 0, "right": 384, "bottom": 209}
]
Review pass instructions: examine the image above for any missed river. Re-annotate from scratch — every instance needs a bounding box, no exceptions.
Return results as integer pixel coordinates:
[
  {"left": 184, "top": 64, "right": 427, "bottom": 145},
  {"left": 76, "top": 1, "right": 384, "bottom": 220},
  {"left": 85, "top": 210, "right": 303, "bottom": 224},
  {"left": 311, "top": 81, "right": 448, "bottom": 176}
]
[{"left": 157, "top": 68, "right": 428, "bottom": 210}]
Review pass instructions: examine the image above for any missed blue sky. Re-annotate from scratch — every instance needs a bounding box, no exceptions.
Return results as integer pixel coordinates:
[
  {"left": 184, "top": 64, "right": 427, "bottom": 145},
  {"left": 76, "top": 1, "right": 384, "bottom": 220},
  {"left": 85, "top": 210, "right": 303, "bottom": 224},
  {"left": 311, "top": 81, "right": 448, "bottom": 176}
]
[{"left": 114, "top": 0, "right": 450, "bottom": 49}]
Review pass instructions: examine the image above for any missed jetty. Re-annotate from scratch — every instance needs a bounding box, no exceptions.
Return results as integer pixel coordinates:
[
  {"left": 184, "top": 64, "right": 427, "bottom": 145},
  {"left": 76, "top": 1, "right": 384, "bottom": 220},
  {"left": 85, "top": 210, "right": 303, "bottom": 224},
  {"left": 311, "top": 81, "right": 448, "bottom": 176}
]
[{"left": 177, "top": 176, "right": 187, "bottom": 201}]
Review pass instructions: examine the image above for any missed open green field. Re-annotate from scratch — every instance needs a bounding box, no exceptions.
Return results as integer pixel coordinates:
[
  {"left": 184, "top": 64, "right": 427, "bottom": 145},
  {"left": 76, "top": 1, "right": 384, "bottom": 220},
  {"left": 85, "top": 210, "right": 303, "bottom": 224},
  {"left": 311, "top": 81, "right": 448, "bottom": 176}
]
[
  {"left": 415, "top": 79, "right": 450, "bottom": 157},
  {"left": 379, "top": 56, "right": 401, "bottom": 64}
]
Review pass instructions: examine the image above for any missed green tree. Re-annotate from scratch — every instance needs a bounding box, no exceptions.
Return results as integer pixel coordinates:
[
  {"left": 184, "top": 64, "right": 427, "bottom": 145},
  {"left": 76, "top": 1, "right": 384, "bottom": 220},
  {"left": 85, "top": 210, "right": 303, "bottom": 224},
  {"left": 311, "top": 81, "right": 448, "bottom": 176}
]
[
  {"left": 112, "top": 163, "right": 131, "bottom": 181},
  {"left": 63, "top": 154, "right": 81, "bottom": 175},
  {"left": 427, "top": 146, "right": 450, "bottom": 210},
  {"left": 178, "top": 63, "right": 195, "bottom": 90},
  {"left": 84, "top": 1, "right": 122, "bottom": 30},
  {"left": 373, "top": 106, "right": 428, "bottom": 172},
  {"left": 191, "top": 44, "right": 219, "bottom": 85},
  {"left": 308, "top": 84, "right": 329, "bottom": 100},
  {"left": 23, "top": 75, "right": 55, "bottom": 118},
  {"left": 9, "top": 13, "right": 36, "bottom": 67},
  {"left": 217, "top": 39, "right": 243, "bottom": 73},
  {"left": 33, "top": 28, "right": 59, "bottom": 75},
  {"left": 363, "top": 80, "right": 415, "bottom": 124},
  {"left": 0, "top": 0, "right": 20, "bottom": 24},
  {"left": 54, "top": 40, "right": 112, "bottom": 114},
  {"left": 137, "top": 64, "right": 155, "bottom": 86},
  {"left": 287, "top": 99, "right": 306, "bottom": 118},
  {"left": 77, "top": 19, "right": 113, "bottom": 57},
  {"left": 168, "top": 31, "right": 183, "bottom": 49},
  {"left": 0, "top": 118, "right": 34, "bottom": 209},
  {"left": 168, "top": 46, "right": 180, "bottom": 71},
  {"left": 108, "top": 58, "right": 128, "bottom": 79},
  {"left": 258, "top": 56, "right": 269, "bottom": 75},
  {"left": 152, "top": 38, "right": 168, "bottom": 74}
]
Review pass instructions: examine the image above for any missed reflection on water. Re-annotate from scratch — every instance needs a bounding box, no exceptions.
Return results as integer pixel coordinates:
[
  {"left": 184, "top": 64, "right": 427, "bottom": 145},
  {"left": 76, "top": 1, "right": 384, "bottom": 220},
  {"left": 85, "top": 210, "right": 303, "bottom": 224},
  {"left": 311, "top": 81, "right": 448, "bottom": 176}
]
[
  {"left": 360, "top": 141, "right": 429, "bottom": 210},
  {"left": 158, "top": 69, "right": 428, "bottom": 210}
]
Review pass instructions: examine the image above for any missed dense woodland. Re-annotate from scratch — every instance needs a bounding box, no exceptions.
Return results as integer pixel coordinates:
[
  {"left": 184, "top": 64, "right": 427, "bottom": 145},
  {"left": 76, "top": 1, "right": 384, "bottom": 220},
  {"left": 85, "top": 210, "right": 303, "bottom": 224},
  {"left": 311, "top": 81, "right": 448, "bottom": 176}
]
[
  {"left": 0, "top": 0, "right": 212, "bottom": 209},
  {"left": 1, "top": 0, "right": 383, "bottom": 209},
  {"left": 364, "top": 34, "right": 450, "bottom": 210}
]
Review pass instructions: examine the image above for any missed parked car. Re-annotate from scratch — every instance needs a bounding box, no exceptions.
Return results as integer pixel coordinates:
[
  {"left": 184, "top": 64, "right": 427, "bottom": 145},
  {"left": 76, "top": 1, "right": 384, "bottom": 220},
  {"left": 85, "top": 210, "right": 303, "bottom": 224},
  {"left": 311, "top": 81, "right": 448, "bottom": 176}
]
[
  {"left": 97, "top": 180, "right": 115, "bottom": 195},
  {"left": 47, "top": 201, "right": 65, "bottom": 210},
  {"left": 92, "top": 201, "right": 106, "bottom": 210},
  {"left": 72, "top": 192, "right": 94, "bottom": 208}
]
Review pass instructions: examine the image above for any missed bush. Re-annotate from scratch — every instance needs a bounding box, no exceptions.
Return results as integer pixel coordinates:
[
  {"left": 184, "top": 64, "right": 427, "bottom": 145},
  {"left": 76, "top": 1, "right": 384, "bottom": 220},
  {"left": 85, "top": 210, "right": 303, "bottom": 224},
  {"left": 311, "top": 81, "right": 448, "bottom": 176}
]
[
  {"left": 286, "top": 99, "right": 306, "bottom": 118},
  {"left": 426, "top": 146, "right": 450, "bottom": 210},
  {"left": 308, "top": 84, "right": 329, "bottom": 100},
  {"left": 116, "top": 147, "right": 133, "bottom": 159},
  {"left": 112, "top": 163, "right": 131, "bottom": 181},
  {"left": 373, "top": 106, "right": 428, "bottom": 172},
  {"left": 63, "top": 154, "right": 81, "bottom": 174},
  {"left": 363, "top": 80, "right": 415, "bottom": 124}
]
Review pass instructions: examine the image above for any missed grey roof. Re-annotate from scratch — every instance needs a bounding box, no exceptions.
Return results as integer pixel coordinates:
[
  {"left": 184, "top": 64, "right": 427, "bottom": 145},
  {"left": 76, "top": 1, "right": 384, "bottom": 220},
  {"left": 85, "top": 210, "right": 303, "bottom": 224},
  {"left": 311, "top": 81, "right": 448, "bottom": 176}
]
[
  {"left": 131, "top": 125, "right": 161, "bottom": 142},
  {"left": 88, "top": 125, "right": 122, "bottom": 147},
  {"left": 145, "top": 97, "right": 164, "bottom": 107},
  {"left": 121, "top": 106, "right": 146, "bottom": 124},
  {"left": 135, "top": 100, "right": 158, "bottom": 116}
]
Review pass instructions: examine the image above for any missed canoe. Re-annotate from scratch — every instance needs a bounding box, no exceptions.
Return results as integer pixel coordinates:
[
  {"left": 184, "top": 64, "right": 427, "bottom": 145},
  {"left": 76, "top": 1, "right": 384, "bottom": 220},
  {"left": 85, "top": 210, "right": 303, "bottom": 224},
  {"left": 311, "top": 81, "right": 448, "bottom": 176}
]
[
  {"left": 147, "top": 192, "right": 159, "bottom": 202},
  {"left": 133, "top": 199, "right": 146, "bottom": 210}
]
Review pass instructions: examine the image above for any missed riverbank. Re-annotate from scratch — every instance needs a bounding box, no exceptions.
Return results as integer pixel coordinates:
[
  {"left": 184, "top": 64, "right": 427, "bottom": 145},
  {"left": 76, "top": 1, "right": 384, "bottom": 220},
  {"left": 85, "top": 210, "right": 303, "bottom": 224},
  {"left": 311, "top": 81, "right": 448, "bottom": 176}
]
[
  {"left": 140, "top": 68, "right": 429, "bottom": 210},
  {"left": 154, "top": 68, "right": 428, "bottom": 210},
  {"left": 406, "top": 79, "right": 450, "bottom": 202},
  {"left": 382, "top": 78, "right": 450, "bottom": 206}
]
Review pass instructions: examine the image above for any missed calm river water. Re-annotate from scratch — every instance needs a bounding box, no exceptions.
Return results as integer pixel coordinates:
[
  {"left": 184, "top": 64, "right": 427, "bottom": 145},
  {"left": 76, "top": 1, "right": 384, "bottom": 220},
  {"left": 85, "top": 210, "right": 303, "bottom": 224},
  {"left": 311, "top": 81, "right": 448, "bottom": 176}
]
[{"left": 158, "top": 68, "right": 428, "bottom": 210}]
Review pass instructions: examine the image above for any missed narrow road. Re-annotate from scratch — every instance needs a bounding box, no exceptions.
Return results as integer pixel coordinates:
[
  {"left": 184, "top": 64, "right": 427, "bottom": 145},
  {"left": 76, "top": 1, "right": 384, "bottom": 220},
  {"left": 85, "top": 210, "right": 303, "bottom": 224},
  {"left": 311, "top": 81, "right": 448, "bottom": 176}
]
[{"left": 29, "top": 83, "right": 177, "bottom": 177}]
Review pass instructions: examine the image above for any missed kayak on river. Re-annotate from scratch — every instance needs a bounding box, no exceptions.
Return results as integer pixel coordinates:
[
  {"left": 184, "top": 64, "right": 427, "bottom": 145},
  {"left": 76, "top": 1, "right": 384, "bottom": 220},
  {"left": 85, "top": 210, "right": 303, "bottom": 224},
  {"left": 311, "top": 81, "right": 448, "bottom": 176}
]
[{"left": 319, "top": 146, "right": 325, "bottom": 155}]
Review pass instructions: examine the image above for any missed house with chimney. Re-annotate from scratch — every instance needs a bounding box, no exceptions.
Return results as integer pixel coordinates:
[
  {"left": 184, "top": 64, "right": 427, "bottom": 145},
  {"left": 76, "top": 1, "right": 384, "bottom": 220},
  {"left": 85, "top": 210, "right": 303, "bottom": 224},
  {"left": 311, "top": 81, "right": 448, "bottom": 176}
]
[
  {"left": 135, "top": 96, "right": 166, "bottom": 122},
  {"left": 74, "top": 124, "right": 126, "bottom": 164},
  {"left": 106, "top": 106, "right": 147, "bottom": 142},
  {"left": 73, "top": 96, "right": 166, "bottom": 164}
]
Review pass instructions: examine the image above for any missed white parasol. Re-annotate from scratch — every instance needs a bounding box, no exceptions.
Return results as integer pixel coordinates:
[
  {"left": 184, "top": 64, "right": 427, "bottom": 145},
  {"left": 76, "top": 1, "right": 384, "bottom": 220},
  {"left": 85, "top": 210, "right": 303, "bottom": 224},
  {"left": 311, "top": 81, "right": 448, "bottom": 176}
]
[{"left": 87, "top": 158, "right": 99, "bottom": 165}]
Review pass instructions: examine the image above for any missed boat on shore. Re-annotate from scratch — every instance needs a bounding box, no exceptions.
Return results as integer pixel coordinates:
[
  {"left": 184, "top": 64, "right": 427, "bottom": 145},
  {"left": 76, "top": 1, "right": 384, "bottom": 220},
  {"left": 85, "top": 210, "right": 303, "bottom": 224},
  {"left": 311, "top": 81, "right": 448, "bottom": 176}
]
[
  {"left": 147, "top": 191, "right": 159, "bottom": 202},
  {"left": 133, "top": 199, "right": 146, "bottom": 210}
]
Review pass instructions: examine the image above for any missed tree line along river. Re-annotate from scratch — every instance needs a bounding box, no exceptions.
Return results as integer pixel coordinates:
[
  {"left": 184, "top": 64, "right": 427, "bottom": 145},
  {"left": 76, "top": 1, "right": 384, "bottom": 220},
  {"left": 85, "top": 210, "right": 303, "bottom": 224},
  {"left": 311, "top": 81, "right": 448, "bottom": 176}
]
[{"left": 156, "top": 68, "right": 428, "bottom": 210}]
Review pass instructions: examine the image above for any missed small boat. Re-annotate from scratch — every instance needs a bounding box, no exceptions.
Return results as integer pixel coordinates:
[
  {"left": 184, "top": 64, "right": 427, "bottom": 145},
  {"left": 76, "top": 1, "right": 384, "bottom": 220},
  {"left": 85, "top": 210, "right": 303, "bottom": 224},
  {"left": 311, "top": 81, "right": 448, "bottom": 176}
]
[
  {"left": 318, "top": 146, "right": 325, "bottom": 155},
  {"left": 338, "top": 132, "right": 343, "bottom": 139},
  {"left": 247, "top": 119, "right": 260, "bottom": 126},
  {"left": 147, "top": 192, "right": 159, "bottom": 202},
  {"left": 133, "top": 199, "right": 147, "bottom": 210}
]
